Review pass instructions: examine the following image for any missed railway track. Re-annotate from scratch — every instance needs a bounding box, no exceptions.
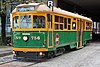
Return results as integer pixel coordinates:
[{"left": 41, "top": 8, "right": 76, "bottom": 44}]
[
  {"left": 0, "top": 59, "right": 44, "bottom": 67},
  {"left": 0, "top": 55, "right": 45, "bottom": 67},
  {"left": 0, "top": 61, "right": 39, "bottom": 67},
  {"left": 0, "top": 59, "right": 17, "bottom": 65}
]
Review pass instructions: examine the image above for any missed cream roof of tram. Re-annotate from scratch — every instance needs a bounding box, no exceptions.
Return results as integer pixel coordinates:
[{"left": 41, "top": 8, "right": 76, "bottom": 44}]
[
  {"left": 13, "top": 3, "right": 92, "bottom": 22},
  {"left": 16, "top": 3, "right": 40, "bottom": 7}
]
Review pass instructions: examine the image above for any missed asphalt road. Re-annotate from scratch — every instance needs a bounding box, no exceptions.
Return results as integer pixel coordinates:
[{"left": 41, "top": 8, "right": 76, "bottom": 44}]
[
  {"left": 0, "top": 47, "right": 12, "bottom": 57},
  {"left": 32, "top": 42, "right": 100, "bottom": 67},
  {"left": 0, "top": 42, "right": 100, "bottom": 67}
]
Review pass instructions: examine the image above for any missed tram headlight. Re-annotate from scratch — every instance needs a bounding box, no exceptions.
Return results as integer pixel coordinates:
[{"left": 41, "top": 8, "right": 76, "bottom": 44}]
[
  {"left": 39, "top": 52, "right": 43, "bottom": 56},
  {"left": 23, "top": 36, "right": 28, "bottom": 41},
  {"left": 12, "top": 51, "right": 15, "bottom": 54}
]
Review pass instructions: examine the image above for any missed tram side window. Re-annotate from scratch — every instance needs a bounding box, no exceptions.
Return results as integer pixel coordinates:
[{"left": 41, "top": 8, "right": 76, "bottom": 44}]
[
  {"left": 72, "top": 22, "right": 76, "bottom": 30},
  {"left": 47, "top": 14, "right": 52, "bottom": 28},
  {"left": 83, "top": 21, "right": 85, "bottom": 30},
  {"left": 60, "top": 24, "right": 63, "bottom": 30},
  {"left": 60, "top": 17, "right": 63, "bottom": 23},
  {"left": 68, "top": 25, "right": 70, "bottom": 30},
  {"left": 86, "top": 22, "right": 89, "bottom": 30},
  {"left": 68, "top": 18, "right": 71, "bottom": 30},
  {"left": 68, "top": 18, "right": 71, "bottom": 24},
  {"left": 55, "top": 15, "right": 59, "bottom": 22},
  {"left": 64, "top": 18, "right": 67, "bottom": 29},
  {"left": 86, "top": 22, "right": 92, "bottom": 30},
  {"left": 90, "top": 23, "right": 92, "bottom": 30},
  {"left": 13, "top": 16, "right": 19, "bottom": 28},
  {"left": 55, "top": 24, "right": 59, "bottom": 30},
  {"left": 73, "top": 18, "right": 76, "bottom": 20},
  {"left": 33, "top": 16, "right": 45, "bottom": 28},
  {"left": 47, "top": 14, "right": 52, "bottom": 22}
]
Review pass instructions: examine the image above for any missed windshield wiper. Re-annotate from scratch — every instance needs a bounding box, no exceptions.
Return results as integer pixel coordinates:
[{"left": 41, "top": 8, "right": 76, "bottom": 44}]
[{"left": 20, "top": 16, "right": 27, "bottom": 23}]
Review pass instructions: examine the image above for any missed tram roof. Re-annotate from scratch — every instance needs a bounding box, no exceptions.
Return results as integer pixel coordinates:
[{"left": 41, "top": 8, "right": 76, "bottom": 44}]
[
  {"left": 16, "top": 3, "right": 40, "bottom": 7},
  {"left": 13, "top": 3, "right": 92, "bottom": 22}
]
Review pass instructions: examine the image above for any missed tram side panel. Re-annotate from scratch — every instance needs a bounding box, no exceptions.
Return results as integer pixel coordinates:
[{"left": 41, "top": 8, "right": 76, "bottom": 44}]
[{"left": 53, "top": 31, "right": 77, "bottom": 49}]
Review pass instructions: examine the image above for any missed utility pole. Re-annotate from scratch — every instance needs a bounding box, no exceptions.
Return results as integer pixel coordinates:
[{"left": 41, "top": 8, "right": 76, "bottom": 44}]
[{"left": 1, "top": 0, "right": 6, "bottom": 46}]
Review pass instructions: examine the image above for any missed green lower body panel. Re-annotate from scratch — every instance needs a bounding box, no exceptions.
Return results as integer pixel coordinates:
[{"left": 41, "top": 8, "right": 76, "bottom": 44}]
[
  {"left": 12, "top": 31, "right": 92, "bottom": 52},
  {"left": 53, "top": 31, "right": 77, "bottom": 49}
]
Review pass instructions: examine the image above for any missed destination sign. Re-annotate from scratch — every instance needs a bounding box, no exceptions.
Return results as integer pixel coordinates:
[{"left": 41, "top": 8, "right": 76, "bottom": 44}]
[{"left": 18, "top": 6, "right": 35, "bottom": 12}]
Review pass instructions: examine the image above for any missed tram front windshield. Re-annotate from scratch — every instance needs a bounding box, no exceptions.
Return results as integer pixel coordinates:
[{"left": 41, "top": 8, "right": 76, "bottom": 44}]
[
  {"left": 33, "top": 16, "right": 45, "bottom": 28},
  {"left": 13, "top": 15, "right": 46, "bottom": 29},
  {"left": 20, "top": 15, "right": 32, "bottom": 28}
]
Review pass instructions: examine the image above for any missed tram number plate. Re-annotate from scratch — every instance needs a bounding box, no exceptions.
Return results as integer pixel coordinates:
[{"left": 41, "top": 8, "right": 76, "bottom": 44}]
[{"left": 31, "top": 36, "right": 40, "bottom": 40}]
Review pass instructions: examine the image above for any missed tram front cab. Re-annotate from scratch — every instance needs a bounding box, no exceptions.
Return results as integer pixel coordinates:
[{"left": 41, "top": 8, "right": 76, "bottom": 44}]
[{"left": 12, "top": 11, "right": 53, "bottom": 59}]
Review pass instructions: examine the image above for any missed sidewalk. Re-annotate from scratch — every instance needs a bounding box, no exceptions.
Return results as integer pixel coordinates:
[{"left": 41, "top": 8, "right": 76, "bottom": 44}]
[{"left": 0, "top": 47, "right": 12, "bottom": 57}]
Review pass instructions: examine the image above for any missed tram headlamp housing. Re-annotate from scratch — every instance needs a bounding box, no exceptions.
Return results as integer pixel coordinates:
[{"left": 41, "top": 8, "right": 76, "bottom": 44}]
[
  {"left": 39, "top": 52, "right": 43, "bottom": 56},
  {"left": 12, "top": 51, "right": 15, "bottom": 54},
  {"left": 23, "top": 36, "right": 28, "bottom": 41}
]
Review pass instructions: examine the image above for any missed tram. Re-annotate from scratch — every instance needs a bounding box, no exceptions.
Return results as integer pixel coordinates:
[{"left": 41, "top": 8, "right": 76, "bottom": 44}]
[{"left": 11, "top": 3, "right": 92, "bottom": 59}]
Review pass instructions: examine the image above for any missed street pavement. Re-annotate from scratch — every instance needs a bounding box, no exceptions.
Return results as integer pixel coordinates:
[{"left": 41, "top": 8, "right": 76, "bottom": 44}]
[
  {"left": 31, "top": 42, "right": 100, "bottom": 67},
  {"left": 0, "top": 47, "right": 12, "bottom": 57},
  {"left": 0, "top": 42, "right": 100, "bottom": 67}
]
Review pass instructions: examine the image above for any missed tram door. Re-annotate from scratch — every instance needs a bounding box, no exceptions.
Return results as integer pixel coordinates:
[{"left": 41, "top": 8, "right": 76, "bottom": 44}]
[
  {"left": 77, "top": 20, "right": 83, "bottom": 48},
  {"left": 47, "top": 14, "right": 53, "bottom": 48}
]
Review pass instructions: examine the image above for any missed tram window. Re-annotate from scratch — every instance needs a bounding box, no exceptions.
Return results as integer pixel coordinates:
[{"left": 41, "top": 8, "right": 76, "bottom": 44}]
[
  {"left": 55, "top": 15, "right": 59, "bottom": 22},
  {"left": 13, "top": 16, "right": 19, "bottom": 28},
  {"left": 33, "top": 16, "right": 45, "bottom": 28},
  {"left": 47, "top": 14, "right": 52, "bottom": 28},
  {"left": 64, "top": 18, "right": 67, "bottom": 29},
  {"left": 60, "top": 24, "right": 63, "bottom": 30},
  {"left": 72, "top": 22, "right": 76, "bottom": 30},
  {"left": 90, "top": 23, "right": 92, "bottom": 30},
  {"left": 73, "top": 18, "right": 76, "bottom": 20},
  {"left": 20, "top": 15, "right": 32, "bottom": 28},
  {"left": 86, "top": 22, "right": 89, "bottom": 30},
  {"left": 55, "top": 24, "right": 59, "bottom": 30},
  {"left": 89, "top": 23, "right": 92, "bottom": 30},
  {"left": 68, "top": 25, "right": 70, "bottom": 30},
  {"left": 83, "top": 21, "right": 85, "bottom": 30},
  {"left": 47, "top": 14, "right": 51, "bottom": 22},
  {"left": 60, "top": 17, "right": 63, "bottom": 23},
  {"left": 68, "top": 18, "right": 71, "bottom": 24}
]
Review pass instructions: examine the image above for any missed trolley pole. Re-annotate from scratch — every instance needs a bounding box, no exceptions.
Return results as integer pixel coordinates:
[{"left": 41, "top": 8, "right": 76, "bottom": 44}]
[{"left": 47, "top": 0, "right": 54, "bottom": 28}]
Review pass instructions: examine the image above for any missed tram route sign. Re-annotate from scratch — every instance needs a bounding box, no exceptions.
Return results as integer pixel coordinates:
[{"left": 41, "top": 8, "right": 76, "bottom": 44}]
[{"left": 47, "top": 0, "right": 54, "bottom": 7}]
